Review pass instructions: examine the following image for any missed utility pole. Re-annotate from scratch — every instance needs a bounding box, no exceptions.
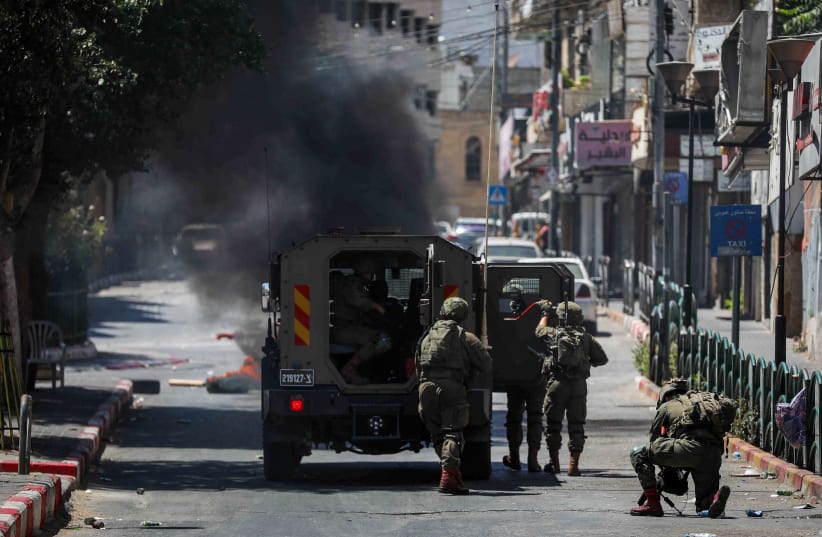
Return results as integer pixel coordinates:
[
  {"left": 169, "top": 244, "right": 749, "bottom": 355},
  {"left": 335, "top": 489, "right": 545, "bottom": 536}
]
[
  {"left": 550, "top": 0, "right": 561, "bottom": 253},
  {"left": 651, "top": 0, "right": 668, "bottom": 382},
  {"left": 651, "top": 0, "right": 666, "bottom": 275}
]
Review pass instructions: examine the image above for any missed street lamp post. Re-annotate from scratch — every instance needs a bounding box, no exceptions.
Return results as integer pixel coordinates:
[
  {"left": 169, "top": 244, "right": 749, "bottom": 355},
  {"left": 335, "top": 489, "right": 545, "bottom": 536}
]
[
  {"left": 656, "top": 62, "right": 719, "bottom": 328},
  {"left": 766, "top": 38, "right": 814, "bottom": 365}
]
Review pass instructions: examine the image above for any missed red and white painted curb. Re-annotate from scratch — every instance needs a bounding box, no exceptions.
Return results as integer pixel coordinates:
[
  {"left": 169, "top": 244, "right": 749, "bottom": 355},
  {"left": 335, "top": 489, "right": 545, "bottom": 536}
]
[
  {"left": 605, "top": 309, "right": 650, "bottom": 344},
  {"left": 0, "top": 380, "right": 132, "bottom": 536}
]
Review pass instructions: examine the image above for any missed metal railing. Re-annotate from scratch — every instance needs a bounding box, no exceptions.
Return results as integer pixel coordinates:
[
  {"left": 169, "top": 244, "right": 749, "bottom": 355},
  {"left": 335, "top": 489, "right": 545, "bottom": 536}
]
[
  {"left": 19, "top": 394, "right": 31, "bottom": 475},
  {"left": 624, "top": 258, "right": 820, "bottom": 474}
]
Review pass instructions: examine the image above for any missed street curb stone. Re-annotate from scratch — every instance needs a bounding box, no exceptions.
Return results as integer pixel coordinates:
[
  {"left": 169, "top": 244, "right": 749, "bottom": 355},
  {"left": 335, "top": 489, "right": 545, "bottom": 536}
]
[{"left": 0, "top": 379, "right": 132, "bottom": 536}]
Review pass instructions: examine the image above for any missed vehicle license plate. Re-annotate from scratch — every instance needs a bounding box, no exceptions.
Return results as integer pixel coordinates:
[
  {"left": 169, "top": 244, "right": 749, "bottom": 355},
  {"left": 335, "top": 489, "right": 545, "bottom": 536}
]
[{"left": 280, "top": 369, "right": 315, "bottom": 386}]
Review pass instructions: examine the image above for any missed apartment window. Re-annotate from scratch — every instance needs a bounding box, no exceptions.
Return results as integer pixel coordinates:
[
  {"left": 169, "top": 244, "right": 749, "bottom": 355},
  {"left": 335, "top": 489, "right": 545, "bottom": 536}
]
[
  {"left": 426, "top": 90, "right": 438, "bottom": 116},
  {"left": 369, "top": 3, "right": 383, "bottom": 34},
  {"left": 386, "top": 3, "right": 397, "bottom": 30},
  {"left": 335, "top": 0, "right": 348, "bottom": 21},
  {"left": 351, "top": 1, "right": 365, "bottom": 28},
  {"left": 414, "top": 17, "right": 424, "bottom": 43},
  {"left": 426, "top": 24, "right": 440, "bottom": 46},
  {"left": 400, "top": 10, "right": 412, "bottom": 36},
  {"left": 465, "top": 137, "right": 481, "bottom": 181}
]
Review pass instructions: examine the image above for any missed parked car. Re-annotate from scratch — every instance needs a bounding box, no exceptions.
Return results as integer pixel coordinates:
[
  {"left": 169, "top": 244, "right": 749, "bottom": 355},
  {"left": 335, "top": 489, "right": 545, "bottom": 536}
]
[
  {"left": 475, "top": 237, "right": 544, "bottom": 263},
  {"left": 172, "top": 223, "right": 226, "bottom": 264},
  {"left": 518, "top": 256, "right": 600, "bottom": 334},
  {"left": 449, "top": 217, "right": 503, "bottom": 251},
  {"left": 509, "top": 211, "right": 550, "bottom": 240}
]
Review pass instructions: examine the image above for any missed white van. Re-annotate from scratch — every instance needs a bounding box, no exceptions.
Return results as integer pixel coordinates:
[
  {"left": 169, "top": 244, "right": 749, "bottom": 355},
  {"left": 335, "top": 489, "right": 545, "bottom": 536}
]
[{"left": 510, "top": 212, "right": 550, "bottom": 240}]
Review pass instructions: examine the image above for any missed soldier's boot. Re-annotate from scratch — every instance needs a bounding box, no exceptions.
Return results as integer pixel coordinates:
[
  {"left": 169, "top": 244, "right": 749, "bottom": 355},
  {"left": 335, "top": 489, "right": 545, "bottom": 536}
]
[
  {"left": 438, "top": 468, "right": 469, "bottom": 495},
  {"left": 630, "top": 488, "right": 664, "bottom": 517},
  {"left": 527, "top": 447, "right": 541, "bottom": 473},
  {"left": 567, "top": 451, "right": 581, "bottom": 476},
  {"left": 708, "top": 485, "right": 731, "bottom": 518},
  {"left": 543, "top": 449, "right": 560, "bottom": 473},
  {"left": 502, "top": 451, "right": 521, "bottom": 470},
  {"left": 340, "top": 355, "right": 368, "bottom": 385}
]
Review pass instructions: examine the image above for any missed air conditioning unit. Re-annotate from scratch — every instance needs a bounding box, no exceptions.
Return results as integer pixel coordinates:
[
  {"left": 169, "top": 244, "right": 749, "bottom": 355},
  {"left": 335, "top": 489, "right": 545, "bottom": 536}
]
[{"left": 715, "top": 10, "right": 769, "bottom": 145}]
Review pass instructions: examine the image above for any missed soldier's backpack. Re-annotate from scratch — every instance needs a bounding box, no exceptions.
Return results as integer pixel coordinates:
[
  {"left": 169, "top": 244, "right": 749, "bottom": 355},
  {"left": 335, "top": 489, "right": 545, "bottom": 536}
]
[
  {"left": 551, "top": 326, "right": 586, "bottom": 369},
  {"left": 667, "top": 391, "right": 738, "bottom": 439}
]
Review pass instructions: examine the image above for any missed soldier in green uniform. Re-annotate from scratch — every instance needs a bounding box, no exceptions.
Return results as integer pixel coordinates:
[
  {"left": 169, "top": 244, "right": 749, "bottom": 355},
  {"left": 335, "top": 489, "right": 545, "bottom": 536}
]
[
  {"left": 331, "top": 260, "right": 391, "bottom": 384},
  {"left": 536, "top": 300, "right": 608, "bottom": 476},
  {"left": 630, "top": 379, "right": 731, "bottom": 517},
  {"left": 416, "top": 297, "right": 492, "bottom": 495}
]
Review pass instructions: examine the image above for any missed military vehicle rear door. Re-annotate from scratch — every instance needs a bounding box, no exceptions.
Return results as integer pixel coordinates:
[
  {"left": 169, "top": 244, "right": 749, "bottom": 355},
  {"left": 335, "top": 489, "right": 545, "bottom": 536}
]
[{"left": 485, "top": 263, "right": 575, "bottom": 392}]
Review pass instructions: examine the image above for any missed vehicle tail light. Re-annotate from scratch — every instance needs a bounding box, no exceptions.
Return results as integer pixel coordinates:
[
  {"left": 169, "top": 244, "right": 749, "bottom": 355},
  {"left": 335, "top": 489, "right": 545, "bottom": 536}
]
[
  {"left": 447, "top": 233, "right": 457, "bottom": 241},
  {"left": 576, "top": 284, "right": 591, "bottom": 298},
  {"left": 289, "top": 395, "right": 305, "bottom": 412}
]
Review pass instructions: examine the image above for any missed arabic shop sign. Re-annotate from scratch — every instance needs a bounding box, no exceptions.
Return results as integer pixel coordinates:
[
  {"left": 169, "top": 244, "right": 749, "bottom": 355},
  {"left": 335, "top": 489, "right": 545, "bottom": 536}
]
[{"left": 576, "top": 120, "right": 632, "bottom": 169}]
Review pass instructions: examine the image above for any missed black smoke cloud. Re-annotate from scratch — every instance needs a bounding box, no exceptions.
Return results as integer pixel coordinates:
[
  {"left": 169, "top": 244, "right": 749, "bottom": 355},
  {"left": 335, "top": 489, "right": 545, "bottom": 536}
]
[{"left": 156, "top": 1, "right": 434, "bottom": 265}]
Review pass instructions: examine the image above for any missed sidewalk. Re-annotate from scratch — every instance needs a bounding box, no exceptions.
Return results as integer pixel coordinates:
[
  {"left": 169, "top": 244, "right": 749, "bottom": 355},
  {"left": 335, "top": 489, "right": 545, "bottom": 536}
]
[
  {"left": 606, "top": 303, "right": 822, "bottom": 499},
  {"left": 0, "top": 351, "right": 131, "bottom": 537}
]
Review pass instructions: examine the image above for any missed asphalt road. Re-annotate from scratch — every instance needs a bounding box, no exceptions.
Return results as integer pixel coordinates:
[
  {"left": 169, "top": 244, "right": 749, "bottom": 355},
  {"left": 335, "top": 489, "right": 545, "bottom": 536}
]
[{"left": 56, "top": 277, "right": 822, "bottom": 537}]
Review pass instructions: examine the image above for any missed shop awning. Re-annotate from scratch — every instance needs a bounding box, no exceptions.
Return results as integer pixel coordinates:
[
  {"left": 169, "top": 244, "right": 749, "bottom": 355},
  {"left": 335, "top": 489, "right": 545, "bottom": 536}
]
[{"left": 513, "top": 149, "right": 552, "bottom": 171}]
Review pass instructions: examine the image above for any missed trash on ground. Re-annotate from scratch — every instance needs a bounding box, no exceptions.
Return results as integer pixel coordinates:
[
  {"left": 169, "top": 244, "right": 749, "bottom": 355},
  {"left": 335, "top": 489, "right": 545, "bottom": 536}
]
[
  {"left": 132, "top": 397, "right": 144, "bottom": 409},
  {"left": 84, "top": 517, "right": 105, "bottom": 529},
  {"left": 136, "top": 487, "right": 145, "bottom": 495},
  {"left": 684, "top": 533, "right": 718, "bottom": 537},
  {"left": 169, "top": 378, "right": 207, "bottom": 387},
  {"left": 205, "top": 355, "right": 261, "bottom": 394},
  {"left": 793, "top": 503, "right": 815, "bottom": 509},
  {"left": 141, "top": 520, "right": 163, "bottom": 527},
  {"left": 776, "top": 489, "right": 795, "bottom": 495},
  {"left": 746, "top": 509, "right": 763, "bottom": 517}
]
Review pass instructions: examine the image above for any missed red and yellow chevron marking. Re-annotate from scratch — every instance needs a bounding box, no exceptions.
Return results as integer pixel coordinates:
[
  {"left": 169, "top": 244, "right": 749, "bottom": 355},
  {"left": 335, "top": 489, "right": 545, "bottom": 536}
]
[
  {"left": 293, "top": 284, "right": 310, "bottom": 346},
  {"left": 443, "top": 285, "right": 459, "bottom": 300}
]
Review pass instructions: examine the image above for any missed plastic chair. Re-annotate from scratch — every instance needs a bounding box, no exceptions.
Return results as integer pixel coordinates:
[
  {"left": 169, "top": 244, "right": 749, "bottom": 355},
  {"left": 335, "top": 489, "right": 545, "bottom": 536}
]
[{"left": 27, "top": 321, "right": 66, "bottom": 390}]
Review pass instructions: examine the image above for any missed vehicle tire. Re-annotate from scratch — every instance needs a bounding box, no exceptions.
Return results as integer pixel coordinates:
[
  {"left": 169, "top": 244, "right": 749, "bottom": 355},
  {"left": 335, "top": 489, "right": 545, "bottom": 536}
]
[
  {"left": 263, "top": 442, "right": 301, "bottom": 481},
  {"left": 460, "top": 441, "right": 491, "bottom": 480}
]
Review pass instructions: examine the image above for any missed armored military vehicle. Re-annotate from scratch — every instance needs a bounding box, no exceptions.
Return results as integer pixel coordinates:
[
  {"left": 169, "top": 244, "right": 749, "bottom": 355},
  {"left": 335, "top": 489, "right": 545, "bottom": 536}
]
[{"left": 260, "top": 232, "right": 574, "bottom": 480}]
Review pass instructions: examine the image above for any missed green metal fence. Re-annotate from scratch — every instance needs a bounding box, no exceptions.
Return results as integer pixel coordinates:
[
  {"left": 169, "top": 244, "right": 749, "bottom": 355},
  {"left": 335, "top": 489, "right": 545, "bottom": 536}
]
[{"left": 626, "top": 258, "right": 821, "bottom": 474}]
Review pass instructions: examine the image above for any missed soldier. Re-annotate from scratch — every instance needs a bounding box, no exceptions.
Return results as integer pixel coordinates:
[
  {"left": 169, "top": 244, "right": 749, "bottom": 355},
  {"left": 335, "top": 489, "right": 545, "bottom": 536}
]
[
  {"left": 416, "top": 297, "right": 492, "bottom": 495},
  {"left": 630, "top": 379, "right": 731, "bottom": 518},
  {"left": 536, "top": 300, "right": 608, "bottom": 476},
  {"left": 331, "top": 259, "right": 392, "bottom": 384},
  {"left": 502, "top": 285, "right": 546, "bottom": 473}
]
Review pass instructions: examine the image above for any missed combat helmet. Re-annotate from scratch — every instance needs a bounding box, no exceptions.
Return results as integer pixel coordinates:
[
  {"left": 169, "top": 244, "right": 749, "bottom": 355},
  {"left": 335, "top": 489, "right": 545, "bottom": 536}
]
[
  {"left": 352, "top": 259, "right": 377, "bottom": 280},
  {"left": 440, "top": 297, "right": 470, "bottom": 322},
  {"left": 556, "top": 301, "right": 584, "bottom": 325},
  {"left": 657, "top": 377, "right": 688, "bottom": 408}
]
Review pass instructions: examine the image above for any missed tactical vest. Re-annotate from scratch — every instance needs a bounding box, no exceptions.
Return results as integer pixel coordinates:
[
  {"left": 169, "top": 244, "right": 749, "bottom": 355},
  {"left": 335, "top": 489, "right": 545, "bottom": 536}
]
[{"left": 416, "top": 320, "right": 467, "bottom": 383}]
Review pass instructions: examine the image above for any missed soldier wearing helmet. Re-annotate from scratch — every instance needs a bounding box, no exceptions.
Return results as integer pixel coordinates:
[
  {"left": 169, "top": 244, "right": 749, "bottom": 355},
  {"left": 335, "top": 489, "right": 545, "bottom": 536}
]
[
  {"left": 535, "top": 299, "right": 608, "bottom": 476},
  {"left": 331, "top": 258, "right": 390, "bottom": 384},
  {"left": 415, "top": 296, "right": 492, "bottom": 495}
]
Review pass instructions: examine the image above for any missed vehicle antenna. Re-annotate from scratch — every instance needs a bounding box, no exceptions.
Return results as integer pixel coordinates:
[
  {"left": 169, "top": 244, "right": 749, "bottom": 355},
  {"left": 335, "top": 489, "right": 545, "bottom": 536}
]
[{"left": 481, "top": 2, "right": 500, "bottom": 292}]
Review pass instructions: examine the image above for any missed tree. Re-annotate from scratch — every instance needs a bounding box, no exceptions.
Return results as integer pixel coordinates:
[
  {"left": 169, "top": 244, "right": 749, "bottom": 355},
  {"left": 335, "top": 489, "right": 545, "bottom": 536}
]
[
  {"left": 0, "top": 0, "right": 264, "bottom": 376},
  {"left": 776, "top": 0, "right": 822, "bottom": 35}
]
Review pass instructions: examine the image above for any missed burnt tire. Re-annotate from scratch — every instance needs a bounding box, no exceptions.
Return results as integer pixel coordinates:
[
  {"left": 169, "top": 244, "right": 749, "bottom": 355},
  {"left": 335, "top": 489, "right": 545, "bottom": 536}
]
[
  {"left": 460, "top": 441, "right": 491, "bottom": 480},
  {"left": 263, "top": 442, "right": 301, "bottom": 481}
]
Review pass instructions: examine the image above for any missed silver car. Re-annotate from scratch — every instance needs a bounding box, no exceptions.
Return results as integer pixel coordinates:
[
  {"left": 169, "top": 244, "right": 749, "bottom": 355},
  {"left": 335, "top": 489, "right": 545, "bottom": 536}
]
[{"left": 518, "top": 256, "right": 599, "bottom": 334}]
